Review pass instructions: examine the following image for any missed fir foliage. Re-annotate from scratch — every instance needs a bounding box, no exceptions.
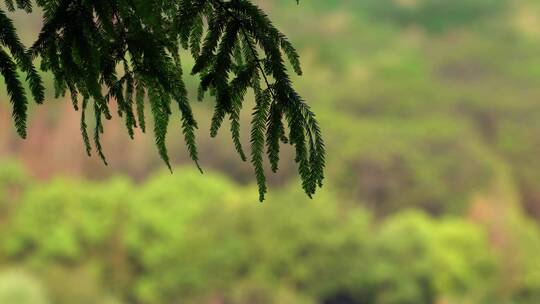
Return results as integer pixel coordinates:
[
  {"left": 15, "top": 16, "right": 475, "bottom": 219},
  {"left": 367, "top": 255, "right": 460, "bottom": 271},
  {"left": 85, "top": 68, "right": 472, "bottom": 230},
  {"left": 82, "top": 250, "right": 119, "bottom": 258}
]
[{"left": 0, "top": 0, "right": 325, "bottom": 201}]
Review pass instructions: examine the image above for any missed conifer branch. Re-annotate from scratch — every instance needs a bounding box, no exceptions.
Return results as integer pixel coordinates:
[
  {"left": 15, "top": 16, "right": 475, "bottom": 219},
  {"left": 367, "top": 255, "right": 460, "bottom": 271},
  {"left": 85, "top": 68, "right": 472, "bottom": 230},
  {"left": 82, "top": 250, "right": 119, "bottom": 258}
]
[{"left": 0, "top": 0, "right": 325, "bottom": 201}]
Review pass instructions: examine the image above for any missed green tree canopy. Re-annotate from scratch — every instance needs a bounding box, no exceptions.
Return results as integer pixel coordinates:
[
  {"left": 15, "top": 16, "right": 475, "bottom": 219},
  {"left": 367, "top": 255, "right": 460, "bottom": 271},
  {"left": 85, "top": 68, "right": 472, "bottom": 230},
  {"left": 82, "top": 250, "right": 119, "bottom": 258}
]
[{"left": 0, "top": 0, "right": 324, "bottom": 201}]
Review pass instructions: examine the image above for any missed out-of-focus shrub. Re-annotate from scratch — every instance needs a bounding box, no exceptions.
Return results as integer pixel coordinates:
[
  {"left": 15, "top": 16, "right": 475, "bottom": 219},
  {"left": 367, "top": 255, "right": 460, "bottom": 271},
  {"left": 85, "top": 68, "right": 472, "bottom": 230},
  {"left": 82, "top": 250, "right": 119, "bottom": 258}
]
[
  {"left": 0, "top": 168, "right": 507, "bottom": 303},
  {"left": 123, "top": 169, "right": 244, "bottom": 302},
  {"left": 367, "top": 212, "right": 497, "bottom": 304},
  {"left": 38, "top": 265, "right": 123, "bottom": 304},
  {"left": 0, "top": 269, "right": 49, "bottom": 304},
  {"left": 0, "top": 160, "right": 33, "bottom": 214},
  {"left": 358, "top": 0, "right": 507, "bottom": 32},
  {"left": 499, "top": 215, "right": 540, "bottom": 303},
  {"left": 1, "top": 177, "right": 131, "bottom": 262},
  {"left": 324, "top": 115, "right": 499, "bottom": 216},
  {"left": 189, "top": 279, "right": 316, "bottom": 304},
  {"left": 0, "top": 176, "right": 132, "bottom": 304}
]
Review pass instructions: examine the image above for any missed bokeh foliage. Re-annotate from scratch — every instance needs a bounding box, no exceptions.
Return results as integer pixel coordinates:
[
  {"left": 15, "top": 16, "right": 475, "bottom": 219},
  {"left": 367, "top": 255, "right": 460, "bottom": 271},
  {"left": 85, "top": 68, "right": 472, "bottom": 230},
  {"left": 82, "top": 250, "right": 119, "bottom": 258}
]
[{"left": 0, "top": 164, "right": 534, "bottom": 304}]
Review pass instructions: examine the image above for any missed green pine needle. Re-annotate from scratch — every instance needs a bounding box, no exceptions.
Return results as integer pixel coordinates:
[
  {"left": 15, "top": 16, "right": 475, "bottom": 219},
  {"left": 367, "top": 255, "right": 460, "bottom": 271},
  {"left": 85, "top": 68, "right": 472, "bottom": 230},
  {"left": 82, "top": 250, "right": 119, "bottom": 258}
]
[{"left": 0, "top": 0, "right": 325, "bottom": 201}]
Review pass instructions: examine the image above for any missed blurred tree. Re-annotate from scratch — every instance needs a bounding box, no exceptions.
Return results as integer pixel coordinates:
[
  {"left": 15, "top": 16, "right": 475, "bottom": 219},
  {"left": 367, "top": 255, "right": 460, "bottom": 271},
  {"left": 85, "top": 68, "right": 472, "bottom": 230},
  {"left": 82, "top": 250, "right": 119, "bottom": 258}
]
[
  {"left": 322, "top": 115, "right": 498, "bottom": 217},
  {"left": 358, "top": 0, "right": 507, "bottom": 32},
  {"left": 0, "top": 166, "right": 513, "bottom": 304},
  {"left": 0, "top": 270, "right": 49, "bottom": 304},
  {"left": 0, "top": 160, "right": 32, "bottom": 214},
  {"left": 370, "top": 212, "right": 497, "bottom": 304},
  {"left": 0, "top": 0, "right": 324, "bottom": 201}
]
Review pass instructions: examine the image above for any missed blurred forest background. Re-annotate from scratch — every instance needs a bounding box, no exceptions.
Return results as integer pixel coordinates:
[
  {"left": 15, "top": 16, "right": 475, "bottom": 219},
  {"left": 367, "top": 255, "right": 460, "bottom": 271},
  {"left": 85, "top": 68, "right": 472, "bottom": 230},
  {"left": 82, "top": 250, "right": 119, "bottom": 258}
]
[{"left": 1, "top": 0, "right": 540, "bottom": 303}]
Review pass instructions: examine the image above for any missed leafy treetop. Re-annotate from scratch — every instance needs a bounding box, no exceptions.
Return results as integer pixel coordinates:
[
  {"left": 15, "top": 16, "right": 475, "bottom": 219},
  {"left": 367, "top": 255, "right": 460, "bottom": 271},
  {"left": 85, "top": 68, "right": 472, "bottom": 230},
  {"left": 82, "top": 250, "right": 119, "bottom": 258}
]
[{"left": 0, "top": 0, "right": 324, "bottom": 201}]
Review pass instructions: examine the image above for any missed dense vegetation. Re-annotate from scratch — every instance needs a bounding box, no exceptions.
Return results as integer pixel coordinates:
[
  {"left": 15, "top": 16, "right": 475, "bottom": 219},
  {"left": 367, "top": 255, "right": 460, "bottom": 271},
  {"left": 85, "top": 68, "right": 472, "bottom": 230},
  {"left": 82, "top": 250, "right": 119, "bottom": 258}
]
[
  {"left": 1, "top": 0, "right": 540, "bottom": 303},
  {"left": 0, "top": 163, "right": 538, "bottom": 304}
]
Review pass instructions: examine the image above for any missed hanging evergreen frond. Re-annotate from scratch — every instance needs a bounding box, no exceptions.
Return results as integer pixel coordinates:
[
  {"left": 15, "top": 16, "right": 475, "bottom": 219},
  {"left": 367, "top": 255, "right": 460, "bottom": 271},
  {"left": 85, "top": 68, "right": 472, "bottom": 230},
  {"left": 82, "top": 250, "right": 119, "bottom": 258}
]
[
  {"left": 0, "top": 0, "right": 325, "bottom": 201},
  {"left": 0, "top": 48, "right": 27, "bottom": 138}
]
